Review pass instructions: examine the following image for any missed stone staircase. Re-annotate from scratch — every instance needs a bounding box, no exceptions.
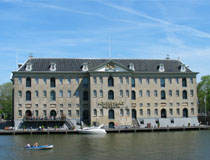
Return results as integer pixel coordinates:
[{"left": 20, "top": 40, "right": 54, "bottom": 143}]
[{"left": 65, "top": 119, "right": 75, "bottom": 130}]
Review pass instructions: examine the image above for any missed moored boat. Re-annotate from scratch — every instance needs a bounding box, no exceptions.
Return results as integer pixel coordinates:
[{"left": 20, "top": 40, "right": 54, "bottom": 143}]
[{"left": 77, "top": 124, "right": 107, "bottom": 134}]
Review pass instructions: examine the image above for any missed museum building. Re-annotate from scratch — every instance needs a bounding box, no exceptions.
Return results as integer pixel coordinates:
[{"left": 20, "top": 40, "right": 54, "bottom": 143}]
[{"left": 12, "top": 57, "right": 199, "bottom": 129}]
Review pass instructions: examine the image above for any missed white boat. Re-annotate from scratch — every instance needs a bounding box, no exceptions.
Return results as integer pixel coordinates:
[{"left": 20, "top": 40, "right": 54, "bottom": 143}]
[{"left": 77, "top": 124, "right": 107, "bottom": 134}]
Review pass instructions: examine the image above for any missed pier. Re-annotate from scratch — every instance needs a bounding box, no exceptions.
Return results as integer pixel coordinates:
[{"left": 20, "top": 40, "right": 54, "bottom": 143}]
[{"left": 0, "top": 126, "right": 210, "bottom": 135}]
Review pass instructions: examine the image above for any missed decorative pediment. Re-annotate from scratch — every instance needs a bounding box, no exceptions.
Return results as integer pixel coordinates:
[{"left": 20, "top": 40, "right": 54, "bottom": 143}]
[{"left": 91, "top": 60, "right": 131, "bottom": 72}]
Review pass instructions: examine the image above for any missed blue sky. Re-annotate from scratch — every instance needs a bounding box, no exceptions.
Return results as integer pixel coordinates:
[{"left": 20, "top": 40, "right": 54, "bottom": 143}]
[{"left": 0, "top": 0, "right": 210, "bottom": 84}]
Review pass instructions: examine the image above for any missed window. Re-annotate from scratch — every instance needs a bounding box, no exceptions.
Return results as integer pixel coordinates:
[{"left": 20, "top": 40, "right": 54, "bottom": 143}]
[
  {"left": 59, "top": 90, "right": 63, "bottom": 98},
  {"left": 26, "top": 77, "right": 31, "bottom": 87},
  {"left": 76, "top": 110, "right": 80, "bottom": 117},
  {"left": 43, "top": 110, "right": 47, "bottom": 117},
  {"left": 67, "top": 78, "right": 71, "bottom": 84},
  {"left": 126, "top": 109, "right": 130, "bottom": 116},
  {"left": 18, "top": 110, "right": 22, "bottom": 117},
  {"left": 190, "top": 90, "right": 194, "bottom": 97},
  {"left": 60, "top": 104, "right": 63, "bottom": 108},
  {"left": 155, "top": 109, "right": 158, "bottom": 115},
  {"left": 43, "top": 78, "right": 47, "bottom": 84},
  {"left": 43, "top": 104, "right": 47, "bottom": 108},
  {"left": 139, "top": 103, "right": 143, "bottom": 107},
  {"left": 191, "top": 108, "right": 194, "bottom": 114},
  {"left": 94, "top": 109, "right": 97, "bottom": 116},
  {"left": 177, "top": 102, "right": 180, "bottom": 106},
  {"left": 190, "top": 78, "right": 193, "bottom": 84},
  {"left": 119, "top": 90, "right": 123, "bottom": 97},
  {"left": 50, "top": 91, "right": 56, "bottom": 101},
  {"left": 68, "top": 110, "right": 72, "bottom": 117},
  {"left": 154, "top": 103, "right": 158, "bottom": 107},
  {"left": 126, "top": 90, "right": 129, "bottom": 97},
  {"left": 18, "top": 91, "right": 22, "bottom": 97},
  {"left": 160, "top": 78, "right": 165, "bottom": 87},
  {"left": 140, "top": 109, "right": 143, "bottom": 116},
  {"left": 99, "top": 90, "right": 103, "bottom": 97},
  {"left": 83, "top": 91, "right": 88, "bottom": 101},
  {"left": 18, "top": 104, "right": 22, "bottom": 108},
  {"left": 138, "top": 78, "right": 142, "bottom": 84},
  {"left": 100, "top": 109, "right": 103, "bottom": 116},
  {"left": 35, "top": 78, "right": 39, "bottom": 84},
  {"left": 99, "top": 77, "right": 103, "bottom": 84},
  {"left": 168, "top": 78, "right": 172, "bottom": 84},
  {"left": 50, "top": 77, "right": 56, "bottom": 88},
  {"left": 139, "top": 90, "right": 143, "bottom": 97},
  {"left": 154, "top": 90, "right": 158, "bottom": 97},
  {"left": 191, "top": 102, "right": 194, "bottom": 106},
  {"left": 120, "top": 109, "right": 124, "bottom": 116},
  {"left": 170, "top": 109, "right": 173, "bottom": 115},
  {"left": 169, "top": 103, "right": 173, "bottom": 107},
  {"left": 146, "top": 78, "right": 150, "bottom": 84},
  {"left": 83, "top": 78, "right": 88, "bottom": 88},
  {"left": 177, "top": 108, "right": 180, "bottom": 115},
  {"left": 154, "top": 78, "right": 157, "bottom": 84},
  {"left": 126, "top": 77, "right": 129, "bottom": 84},
  {"left": 93, "top": 90, "right": 97, "bottom": 98},
  {"left": 147, "top": 109, "right": 151, "bottom": 116},
  {"left": 35, "top": 104, "right": 38, "bottom": 108},
  {"left": 176, "top": 78, "right": 179, "bottom": 84},
  {"left": 93, "top": 77, "right": 97, "bottom": 84},
  {"left": 67, "top": 90, "right": 71, "bottom": 97},
  {"left": 147, "top": 103, "right": 150, "bottom": 107},
  {"left": 68, "top": 104, "right": 71, "bottom": 108},
  {"left": 169, "top": 90, "right": 172, "bottom": 97},
  {"left": 18, "top": 78, "right": 22, "bottom": 84},
  {"left": 182, "top": 78, "right": 187, "bottom": 87},
  {"left": 108, "top": 109, "right": 115, "bottom": 119},
  {"left": 35, "top": 90, "right": 39, "bottom": 98},
  {"left": 132, "top": 91, "right": 136, "bottom": 100},
  {"left": 176, "top": 90, "right": 179, "bottom": 97},
  {"left": 76, "top": 77, "right": 79, "bottom": 84},
  {"left": 147, "top": 90, "right": 150, "bottom": 97},
  {"left": 131, "top": 77, "right": 135, "bottom": 87},
  {"left": 108, "top": 90, "right": 114, "bottom": 100},
  {"left": 26, "top": 91, "right": 31, "bottom": 101},
  {"left": 75, "top": 91, "right": 80, "bottom": 97},
  {"left": 183, "top": 90, "right": 187, "bottom": 99},
  {"left": 161, "top": 90, "right": 166, "bottom": 100},
  {"left": 108, "top": 76, "right": 114, "bottom": 86},
  {"left": 35, "top": 110, "right": 39, "bottom": 118}
]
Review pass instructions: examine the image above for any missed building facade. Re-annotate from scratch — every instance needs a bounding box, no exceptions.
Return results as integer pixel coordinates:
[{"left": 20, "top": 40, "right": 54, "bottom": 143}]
[{"left": 12, "top": 58, "right": 199, "bottom": 129}]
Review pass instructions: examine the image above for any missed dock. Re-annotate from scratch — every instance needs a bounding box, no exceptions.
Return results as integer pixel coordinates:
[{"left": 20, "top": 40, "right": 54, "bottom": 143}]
[{"left": 0, "top": 126, "right": 210, "bottom": 135}]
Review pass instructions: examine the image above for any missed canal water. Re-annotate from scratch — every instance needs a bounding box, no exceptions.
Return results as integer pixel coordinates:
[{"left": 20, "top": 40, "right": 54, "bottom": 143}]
[{"left": 1, "top": 131, "right": 210, "bottom": 160}]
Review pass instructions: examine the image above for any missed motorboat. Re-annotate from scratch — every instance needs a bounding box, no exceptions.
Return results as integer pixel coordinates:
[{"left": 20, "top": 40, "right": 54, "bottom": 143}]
[
  {"left": 77, "top": 124, "right": 107, "bottom": 134},
  {"left": 25, "top": 145, "right": 54, "bottom": 150}
]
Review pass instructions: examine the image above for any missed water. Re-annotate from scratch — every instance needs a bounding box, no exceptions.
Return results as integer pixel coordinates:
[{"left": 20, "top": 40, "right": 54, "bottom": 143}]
[{"left": 1, "top": 131, "right": 210, "bottom": 160}]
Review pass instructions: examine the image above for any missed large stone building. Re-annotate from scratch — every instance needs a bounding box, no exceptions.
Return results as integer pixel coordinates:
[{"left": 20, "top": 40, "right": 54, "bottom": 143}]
[{"left": 12, "top": 57, "right": 199, "bottom": 129}]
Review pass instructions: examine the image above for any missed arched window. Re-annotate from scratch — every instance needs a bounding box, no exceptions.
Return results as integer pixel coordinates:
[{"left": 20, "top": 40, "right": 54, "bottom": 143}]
[
  {"left": 131, "top": 77, "right": 135, "bottom": 87},
  {"left": 83, "top": 91, "right": 88, "bottom": 101},
  {"left": 183, "top": 108, "right": 188, "bottom": 117},
  {"left": 50, "top": 91, "right": 56, "bottom": 101},
  {"left": 26, "top": 91, "right": 31, "bottom": 101},
  {"left": 161, "top": 109, "right": 167, "bottom": 118},
  {"left": 132, "top": 91, "right": 136, "bottom": 100},
  {"left": 50, "top": 77, "right": 56, "bottom": 88},
  {"left": 161, "top": 90, "right": 166, "bottom": 100},
  {"left": 26, "top": 77, "right": 31, "bottom": 87},
  {"left": 108, "top": 90, "right": 114, "bottom": 100},
  {"left": 108, "top": 76, "right": 114, "bottom": 87},
  {"left": 25, "top": 110, "right": 32, "bottom": 117},
  {"left": 108, "top": 109, "right": 115, "bottom": 119},
  {"left": 183, "top": 90, "right": 187, "bottom": 99},
  {"left": 182, "top": 78, "right": 187, "bottom": 87}
]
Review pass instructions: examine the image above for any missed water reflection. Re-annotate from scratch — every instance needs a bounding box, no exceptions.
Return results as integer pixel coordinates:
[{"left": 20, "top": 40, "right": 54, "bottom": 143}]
[{"left": 0, "top": 131, "right": 210, "bottom": 160}]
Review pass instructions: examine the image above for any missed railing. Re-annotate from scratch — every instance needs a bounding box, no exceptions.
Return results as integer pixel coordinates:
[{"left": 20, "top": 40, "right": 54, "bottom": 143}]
[{"left": 23, "top": 116, "right": 67, "bottom": 121}]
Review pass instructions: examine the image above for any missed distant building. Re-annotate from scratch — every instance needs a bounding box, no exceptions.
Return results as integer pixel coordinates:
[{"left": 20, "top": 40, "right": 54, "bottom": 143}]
[{"left": 12, "top": 57, "right": 199, "bottom": 129}]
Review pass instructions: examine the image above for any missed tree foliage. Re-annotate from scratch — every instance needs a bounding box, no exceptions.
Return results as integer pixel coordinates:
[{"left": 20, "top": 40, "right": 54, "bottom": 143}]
[
  {"left": 0, "top": 82, "right": 12, "bottom": 119},
  {"left": 197, "top": 75, "right": 210, "bottom": 112}
]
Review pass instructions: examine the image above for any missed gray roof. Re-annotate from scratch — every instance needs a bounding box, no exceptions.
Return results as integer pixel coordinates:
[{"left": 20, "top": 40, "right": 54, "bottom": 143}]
[{"left": 17, "top": 58, "right": 193, "bottom": 73}]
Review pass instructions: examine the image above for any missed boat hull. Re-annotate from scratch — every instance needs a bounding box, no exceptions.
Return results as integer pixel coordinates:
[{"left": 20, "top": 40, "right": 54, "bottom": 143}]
[
  {"left": 77, "top": 129, "right": 107, "bottom": 134},
  {"left": 25, "top": 145, "right": 54, "bottom": 150}
]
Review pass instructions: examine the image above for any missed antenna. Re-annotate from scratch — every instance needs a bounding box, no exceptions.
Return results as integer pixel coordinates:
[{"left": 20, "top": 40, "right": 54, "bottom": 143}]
[
  {"left": 109, "top": 34, "right": 112, "bottom": 59},
  {"left": 29, "top": 52, "right": 33, "bottom": 59}
]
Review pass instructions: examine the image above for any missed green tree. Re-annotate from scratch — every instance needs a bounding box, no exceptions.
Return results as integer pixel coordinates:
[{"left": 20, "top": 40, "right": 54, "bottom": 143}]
[
  {"left": 0, "top": 82, "right": 13, "bottom": 119},
  {"left": 197, "top": 75, "right": 210, "bottom": 113}
]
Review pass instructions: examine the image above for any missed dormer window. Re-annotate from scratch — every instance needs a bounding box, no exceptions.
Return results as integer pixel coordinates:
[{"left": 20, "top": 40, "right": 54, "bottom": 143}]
[
  {"left": 180, "top": 64, "right": 186, "bottom": 72},
  {"left": 26, "top": 62, "right": 32, "bottom": 71},
  {"left": 129, "top": 63, "right": 135, "bottom": 71},
  {"left": 50, "top": 63, "right": 56, "bottom": 71},
  {"left": 82, "top": 62, "right": 88, "bottom": 71},
  {"left": 159, "top": 64, "right": 165, "bottom": 72}
]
